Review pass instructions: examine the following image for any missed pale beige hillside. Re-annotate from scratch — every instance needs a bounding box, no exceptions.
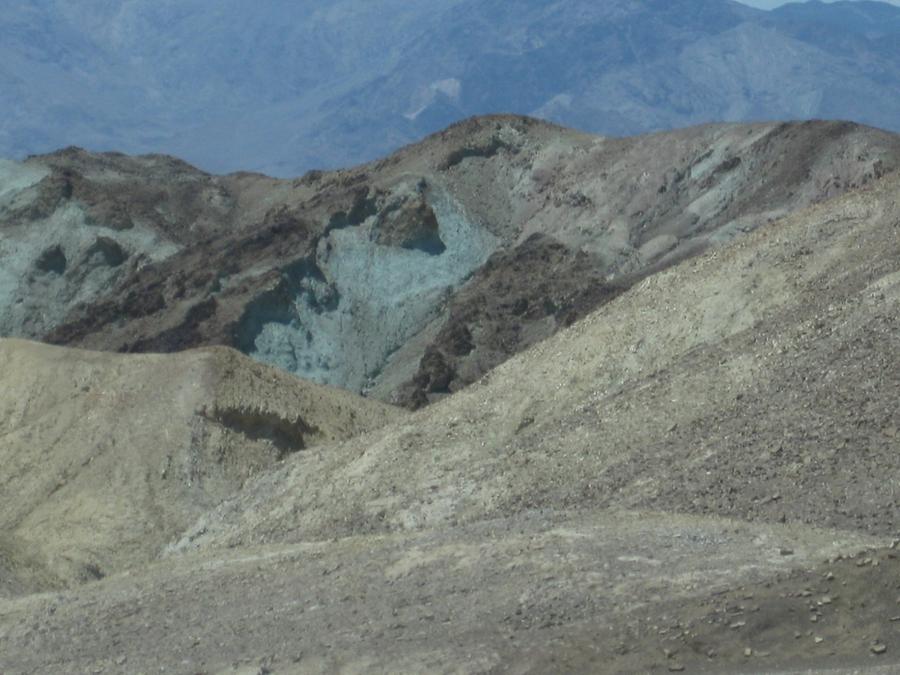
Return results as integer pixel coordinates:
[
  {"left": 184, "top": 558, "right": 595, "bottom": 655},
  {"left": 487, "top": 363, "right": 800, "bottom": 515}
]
[{"left": 0, "top": 340, "right": 400, "bottom": 594}]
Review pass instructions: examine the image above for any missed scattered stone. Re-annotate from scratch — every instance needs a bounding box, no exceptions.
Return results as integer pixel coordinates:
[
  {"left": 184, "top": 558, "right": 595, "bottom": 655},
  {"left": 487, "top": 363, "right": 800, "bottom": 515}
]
[
  {"left": 814, "top": 636, "right": 824, "bottom": 644},
  {"left": 744, "top": 647, "right": 753, "bottom": 657},
  {"left": 668, "top": 663, "right": 685, "bottom": 672},
  {"left": 871, "top": 643, "right": 887, "bottom": 655},
  {"left": 779, "top": 547, "right": 794, "bottom": 556},
  {"left": 730, "top": 621, "right": 746, "bottom": 629}
]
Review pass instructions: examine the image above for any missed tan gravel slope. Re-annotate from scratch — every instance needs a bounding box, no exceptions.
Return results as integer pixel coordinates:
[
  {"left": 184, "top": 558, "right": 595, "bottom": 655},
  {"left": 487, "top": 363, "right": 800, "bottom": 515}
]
[{"left": 0, "top": 340, "right": 400, "bottom": 595}]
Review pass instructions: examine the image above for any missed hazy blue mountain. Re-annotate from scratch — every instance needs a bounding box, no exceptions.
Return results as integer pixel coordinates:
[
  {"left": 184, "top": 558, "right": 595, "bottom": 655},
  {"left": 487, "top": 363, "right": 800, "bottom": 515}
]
[{"left": 3, "top": 0, "right": 900, "bottom": 175}]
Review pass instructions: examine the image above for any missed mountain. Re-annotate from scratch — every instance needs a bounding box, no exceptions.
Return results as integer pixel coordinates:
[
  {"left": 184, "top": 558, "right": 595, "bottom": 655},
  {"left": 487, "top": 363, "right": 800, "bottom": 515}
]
[
  {"left": 3, "top": 0, "right": 900, "bottom": 174},
  {"left": 2, "top": 153, "right": 900, "bottom": 673},
  {"left": 2, "top": 116, "right": 899, "bottom": 409}
]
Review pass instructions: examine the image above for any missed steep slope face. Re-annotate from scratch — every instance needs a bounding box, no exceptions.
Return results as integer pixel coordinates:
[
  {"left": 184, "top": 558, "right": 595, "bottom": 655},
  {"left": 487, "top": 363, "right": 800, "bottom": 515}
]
[
  {"left": 5, "top": 117, "right": 900, "bottom": 408},
  {"left": 3, "top": 173, "right": 900, "bottom": 674},
  {"left": 3, "top": 0, "right": 900, "bottom": 173},
  {"left": 0, "top": 339, "right": 400, "bottom": 595}
]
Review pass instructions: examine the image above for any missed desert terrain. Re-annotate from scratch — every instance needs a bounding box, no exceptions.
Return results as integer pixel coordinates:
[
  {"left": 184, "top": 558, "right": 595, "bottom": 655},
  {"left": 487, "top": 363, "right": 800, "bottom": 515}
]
[{"left": 0, "top": 117, "right": 899, "bottom": 673}]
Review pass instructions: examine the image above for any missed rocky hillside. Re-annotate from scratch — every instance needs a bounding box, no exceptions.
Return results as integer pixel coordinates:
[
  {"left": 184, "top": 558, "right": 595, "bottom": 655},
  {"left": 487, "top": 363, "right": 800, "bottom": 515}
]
[
  {"left": 4, "top": 0, "right": 900, "bottom": 173},
  {"left": 2, "top": 117, "right": 900, "bottom": 410},
  {"left": 2, "top": 156, "right": 900, "bottom": 674},
  {"left": 178, "top": 168, "right": 900, "bottom": 552}
]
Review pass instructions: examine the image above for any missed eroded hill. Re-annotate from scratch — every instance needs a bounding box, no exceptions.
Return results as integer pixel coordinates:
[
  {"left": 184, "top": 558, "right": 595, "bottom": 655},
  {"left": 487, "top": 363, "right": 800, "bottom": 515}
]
[
  {"left": 0, "top": 339, "right": 399, "bottom": 595},
  {"left": 3, "top": 117, "right": 900, "bottom": 411}
]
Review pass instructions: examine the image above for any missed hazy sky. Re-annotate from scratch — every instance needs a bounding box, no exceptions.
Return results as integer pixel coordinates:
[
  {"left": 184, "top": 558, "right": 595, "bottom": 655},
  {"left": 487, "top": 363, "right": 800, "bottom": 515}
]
[{"left": 740, "top": 0, "right": 900, "bottom": 8}]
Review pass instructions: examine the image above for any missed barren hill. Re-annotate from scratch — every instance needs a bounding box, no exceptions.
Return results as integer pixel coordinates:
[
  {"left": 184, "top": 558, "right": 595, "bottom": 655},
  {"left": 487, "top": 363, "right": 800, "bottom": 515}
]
[
  {"left": 0, "top": 339, "right": 399, "bottom": 596},
  {"left": 3, "top": 117, "right": 900, "bottom": 411},
  {"left": 1, "top": 152, "right": 900, "bottom": 672}
]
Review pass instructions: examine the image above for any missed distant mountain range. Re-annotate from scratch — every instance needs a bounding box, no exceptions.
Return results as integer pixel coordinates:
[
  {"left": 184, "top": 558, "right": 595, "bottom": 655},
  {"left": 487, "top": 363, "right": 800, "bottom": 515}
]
[{"left": 3, "top": 0, "right": 900, "bottom": 175}]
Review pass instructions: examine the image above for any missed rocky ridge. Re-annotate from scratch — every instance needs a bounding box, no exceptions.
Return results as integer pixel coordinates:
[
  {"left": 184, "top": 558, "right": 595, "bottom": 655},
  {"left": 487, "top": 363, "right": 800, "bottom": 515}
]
[{"left": 2, "top": 116, "right": 899, "bottom": 410}]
